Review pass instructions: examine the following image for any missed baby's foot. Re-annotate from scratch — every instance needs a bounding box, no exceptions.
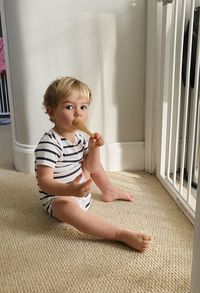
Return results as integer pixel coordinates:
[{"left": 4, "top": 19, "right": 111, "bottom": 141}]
[
  {"left": 117, "top": 230, "right": 152, "bottom": 252},
  {"left": 101, "top": 186, "right": 134, "bottom": 202}
]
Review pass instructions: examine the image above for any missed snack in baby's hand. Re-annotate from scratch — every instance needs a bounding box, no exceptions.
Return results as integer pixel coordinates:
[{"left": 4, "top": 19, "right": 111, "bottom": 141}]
[{"left": 72, "top": 118, "right": 93, "bottom": 136}]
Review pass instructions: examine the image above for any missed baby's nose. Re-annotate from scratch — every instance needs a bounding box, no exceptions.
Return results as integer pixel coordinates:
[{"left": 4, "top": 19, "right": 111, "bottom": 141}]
[{"left": 74, "top": 108, "right": 81, "bottom": 116}]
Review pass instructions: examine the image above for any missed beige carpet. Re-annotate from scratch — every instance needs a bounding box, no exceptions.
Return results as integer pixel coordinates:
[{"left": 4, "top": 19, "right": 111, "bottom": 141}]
[{"left": 0, "top": 125, "right": 193, "bottom": 292}]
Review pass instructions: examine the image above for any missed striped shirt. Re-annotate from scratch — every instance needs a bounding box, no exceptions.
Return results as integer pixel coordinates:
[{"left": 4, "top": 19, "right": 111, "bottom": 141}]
[{"left": 34, "top": 129, "right": 89, "bottom": 213}]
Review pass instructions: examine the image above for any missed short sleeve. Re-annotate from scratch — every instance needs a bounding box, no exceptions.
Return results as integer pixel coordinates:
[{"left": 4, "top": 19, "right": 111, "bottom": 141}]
[{"left": 34, "top": 134, "right": 63, "bottom": 169}]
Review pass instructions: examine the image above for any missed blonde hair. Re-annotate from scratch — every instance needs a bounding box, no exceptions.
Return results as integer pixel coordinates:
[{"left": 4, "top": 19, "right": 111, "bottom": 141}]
[{"left": 43, "top": 77, "right": 92, "bottom": 109}]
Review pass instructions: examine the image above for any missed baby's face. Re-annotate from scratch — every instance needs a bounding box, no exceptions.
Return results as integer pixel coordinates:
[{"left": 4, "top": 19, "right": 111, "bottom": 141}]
[{"left": 49, "top": 90, "right": 90, "bottom": 134}]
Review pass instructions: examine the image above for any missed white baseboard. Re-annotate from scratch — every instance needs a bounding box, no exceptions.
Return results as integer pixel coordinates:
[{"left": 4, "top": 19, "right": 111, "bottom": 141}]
[
  {"left": 13, "top": 140, "right": 145, "bottom": 173},
  {"left": 13, "top": 140, "right": 35, "bottom": 174},
  {"left": 101, "top": 141, "right": 145, "bottom": 171}
]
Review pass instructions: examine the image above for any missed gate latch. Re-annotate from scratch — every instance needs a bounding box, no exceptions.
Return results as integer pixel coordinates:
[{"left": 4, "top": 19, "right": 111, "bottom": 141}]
[{"left": 158, "top": 0, "right": 173, "bottom": 5}]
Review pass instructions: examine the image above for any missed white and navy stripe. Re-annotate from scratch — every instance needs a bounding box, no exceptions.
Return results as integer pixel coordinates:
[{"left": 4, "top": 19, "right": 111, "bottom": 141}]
[{"left": 34, "top": 129, "right": 89, "bottom": 213}]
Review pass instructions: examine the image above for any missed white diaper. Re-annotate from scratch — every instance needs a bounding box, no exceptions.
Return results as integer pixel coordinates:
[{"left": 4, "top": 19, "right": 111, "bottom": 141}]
[
  {"left": 42, "top": 192, "right": 92, "bottom": 216},
  {"left": 71, "top": 193, "right": 92, "bottom": 211}
]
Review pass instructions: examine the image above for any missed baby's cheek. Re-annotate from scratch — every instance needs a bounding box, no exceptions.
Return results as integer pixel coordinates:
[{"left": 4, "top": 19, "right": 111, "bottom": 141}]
[
  {"left": 62, "top": 115, "right": 73, "bottom": 125},
  {"left": 82, "top": 112, "right": 89, "bottom": 120}
]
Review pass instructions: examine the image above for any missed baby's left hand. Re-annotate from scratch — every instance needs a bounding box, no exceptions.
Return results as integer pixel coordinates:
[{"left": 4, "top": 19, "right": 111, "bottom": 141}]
[{"left": 89, "top": 132, "right": 104, "bottom": 147}]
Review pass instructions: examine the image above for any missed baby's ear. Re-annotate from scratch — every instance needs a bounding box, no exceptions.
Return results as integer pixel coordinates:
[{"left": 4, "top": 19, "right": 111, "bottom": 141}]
[{"left": 46, "top": 107, "right": 55, "bottom": 121}]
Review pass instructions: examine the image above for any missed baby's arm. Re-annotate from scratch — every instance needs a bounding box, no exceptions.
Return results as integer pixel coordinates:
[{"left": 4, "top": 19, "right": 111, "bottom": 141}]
[
  {"left": 83, "top": 132, "right": 104, "bottom": 173},
  {"left": 36, "top": 165, "right": 92, "bottom": 197}
]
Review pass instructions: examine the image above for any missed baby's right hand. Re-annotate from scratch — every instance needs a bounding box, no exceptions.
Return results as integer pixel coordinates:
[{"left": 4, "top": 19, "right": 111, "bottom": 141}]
[{"left": 67, "top": 174, "right": 93, "bottom": 197}]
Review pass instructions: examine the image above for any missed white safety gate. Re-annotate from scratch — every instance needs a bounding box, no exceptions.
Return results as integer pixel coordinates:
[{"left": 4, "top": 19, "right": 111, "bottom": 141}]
[
  {"left": 157, "top": 0, "right": 200, "bottom": 224},
  {"left": 0, "top": 15, "right": 10, "bottom": 125},
  {"left": 0, "top": 72, "right": 9, "bottom": 115}
]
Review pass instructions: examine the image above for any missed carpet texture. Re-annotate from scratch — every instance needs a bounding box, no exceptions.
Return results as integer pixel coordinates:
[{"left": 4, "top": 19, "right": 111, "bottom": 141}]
[{"left": 0, "top": 166, "right": 193, "bottom": 292}]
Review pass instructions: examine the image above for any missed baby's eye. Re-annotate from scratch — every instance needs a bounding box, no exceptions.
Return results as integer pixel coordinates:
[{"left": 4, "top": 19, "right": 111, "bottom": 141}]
[
  {"left": 80, "top": 105, "right": 88, "bottom": 110},
  {"left": 66, "top": 105, "right": 74, "bottom": 110}
]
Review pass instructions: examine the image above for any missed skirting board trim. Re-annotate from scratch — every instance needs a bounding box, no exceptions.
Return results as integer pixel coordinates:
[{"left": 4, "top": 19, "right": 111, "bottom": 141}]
[
  {"left": 101, "top": 141, "right": 145, "bottom": 171},
  {"left": 13, "top": 140, "right": 145, "bottom": 173},
  {"left": 13, "top": 140, "right": 35, "bottom": 174}
]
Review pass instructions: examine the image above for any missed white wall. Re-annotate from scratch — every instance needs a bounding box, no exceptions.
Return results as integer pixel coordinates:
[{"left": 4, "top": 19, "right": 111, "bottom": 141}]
[{"left": 2, "top": 0, "right": 146, "bottom": 173}]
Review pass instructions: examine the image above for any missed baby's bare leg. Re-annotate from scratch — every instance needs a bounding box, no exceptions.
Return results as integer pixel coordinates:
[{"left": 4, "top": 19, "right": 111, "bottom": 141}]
[
  {"left": 52, "top": 198, "right": 151, "bottom": 252},
  {"left": 91, "top": 164, "right": 134, "bottom": 202}
]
